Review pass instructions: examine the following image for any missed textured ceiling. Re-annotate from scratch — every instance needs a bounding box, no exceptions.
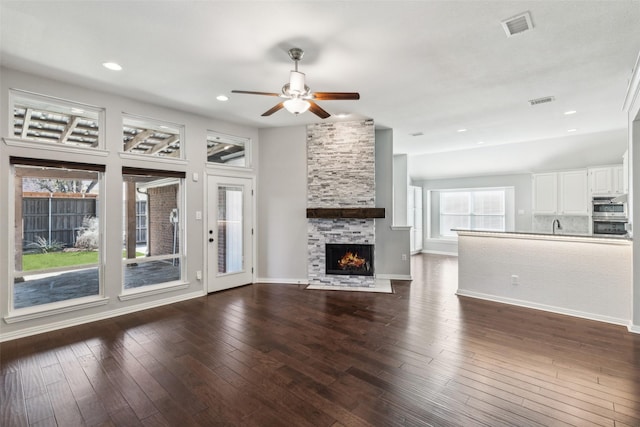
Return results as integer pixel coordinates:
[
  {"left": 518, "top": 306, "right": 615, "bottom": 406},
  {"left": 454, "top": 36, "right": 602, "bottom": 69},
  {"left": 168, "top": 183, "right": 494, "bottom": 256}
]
[{"left": 1, "top": 1, "right": 639, "bottom": 179}]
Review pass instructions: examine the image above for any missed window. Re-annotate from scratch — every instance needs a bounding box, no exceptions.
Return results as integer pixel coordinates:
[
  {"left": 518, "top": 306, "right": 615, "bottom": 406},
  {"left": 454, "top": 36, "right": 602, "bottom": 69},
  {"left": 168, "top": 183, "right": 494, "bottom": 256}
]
[
  {"left": 11, "top": 157, "right": 104, "bottom": 310},
  {"left": 207, "top": 131, "right": 249, "bottom": 167},
  {"left": 122, "top": 167, "right": 185, "bottom": 292},
  {"left": 438, "top": 189, "right": 506, "bottom": 237},
  {"left": 122, "top": 115, "right": 183, "bottom": 158},
  {"left": 10, "top": 89, "right": 104, "bottom": 150}
]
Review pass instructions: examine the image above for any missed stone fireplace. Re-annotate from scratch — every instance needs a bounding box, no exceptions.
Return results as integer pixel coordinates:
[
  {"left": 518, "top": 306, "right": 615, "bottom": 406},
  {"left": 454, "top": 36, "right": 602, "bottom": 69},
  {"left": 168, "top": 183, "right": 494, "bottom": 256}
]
[{"left": 306, "top": 120, "right": 382, "bottom": 287}]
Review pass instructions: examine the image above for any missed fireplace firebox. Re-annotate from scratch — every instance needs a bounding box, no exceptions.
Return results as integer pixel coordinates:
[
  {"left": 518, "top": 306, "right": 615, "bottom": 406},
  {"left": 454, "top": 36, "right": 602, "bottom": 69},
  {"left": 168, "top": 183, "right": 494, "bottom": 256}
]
[{"left": 325, "top": 244, "right": 374, "bottom": 276}]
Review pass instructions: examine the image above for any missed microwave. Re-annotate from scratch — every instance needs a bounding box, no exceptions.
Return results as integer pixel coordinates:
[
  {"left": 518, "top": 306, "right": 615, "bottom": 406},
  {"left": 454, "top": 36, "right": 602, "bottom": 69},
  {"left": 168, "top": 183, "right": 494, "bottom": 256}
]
[
  {"left": 592, "top": 196, "right": 627, "bottom": 219},
  {"left": 593, "top": 218, "right": 628, "bottom": 235}
]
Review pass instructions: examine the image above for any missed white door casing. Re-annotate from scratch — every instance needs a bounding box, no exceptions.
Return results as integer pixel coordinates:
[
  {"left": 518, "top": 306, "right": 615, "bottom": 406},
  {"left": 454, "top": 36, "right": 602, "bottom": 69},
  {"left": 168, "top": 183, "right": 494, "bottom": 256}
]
[{"left": 207, "top": 175, "right": 253, "bottom": 292}]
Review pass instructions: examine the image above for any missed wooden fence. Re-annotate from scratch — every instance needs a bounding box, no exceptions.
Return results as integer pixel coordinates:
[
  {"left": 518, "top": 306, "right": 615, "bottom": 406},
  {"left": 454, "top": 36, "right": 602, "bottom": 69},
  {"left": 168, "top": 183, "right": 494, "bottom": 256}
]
[{"left": 22, "top": 196, "right": 148, "bottom": 250}]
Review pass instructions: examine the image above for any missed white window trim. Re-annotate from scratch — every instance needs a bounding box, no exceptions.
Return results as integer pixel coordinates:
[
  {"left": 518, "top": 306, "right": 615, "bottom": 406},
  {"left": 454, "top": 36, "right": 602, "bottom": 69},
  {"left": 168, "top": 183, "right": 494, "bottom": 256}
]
[
  {"left": 121, "top": 174, "right": 186, "bottom": 294},
  {"left": 206, "top": 131, "right": 253, "bottom": 171},
  {"left": 121, "top": 112, "right": 186, "bottom": 159},
  {"left": 4, "top": 296, "right": 109, "bottom": 324},
  {"left": 4, "top": 137, "right": 109, "bottom": 158},
  {"left": 8, "top": 165, "right": 106, "bottom": 319},
  {"left": 118, "top": 281, "right": 189, "bottom": 301},
  {"left": 119, "top": 152, "right": 188, "bottom": 165},
  {"left": 8, "top": 89, "right": 106, "bottom": 150},
  {"left": 434, "top": 187, "right": 510, "bottom": 238}
]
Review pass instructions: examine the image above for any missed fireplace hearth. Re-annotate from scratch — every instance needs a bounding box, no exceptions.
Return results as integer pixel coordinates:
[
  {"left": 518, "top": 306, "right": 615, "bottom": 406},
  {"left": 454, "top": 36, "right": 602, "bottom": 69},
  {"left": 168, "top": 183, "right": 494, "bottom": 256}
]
[{"left": 325, "top": 244, "right": 374, "bottom": 276}]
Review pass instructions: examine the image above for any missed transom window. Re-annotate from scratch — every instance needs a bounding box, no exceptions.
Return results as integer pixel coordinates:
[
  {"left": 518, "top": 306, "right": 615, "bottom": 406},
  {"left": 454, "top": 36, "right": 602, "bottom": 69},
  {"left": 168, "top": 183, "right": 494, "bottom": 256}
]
[
  {"left": 207, "top": 131, "right": 249, "bottom": 167},
  {"left": 122, "top": 115, "right": 183, "bottom": 158},
  {"left": 10, "top": 89, "right": 103, "bottom": 149}
]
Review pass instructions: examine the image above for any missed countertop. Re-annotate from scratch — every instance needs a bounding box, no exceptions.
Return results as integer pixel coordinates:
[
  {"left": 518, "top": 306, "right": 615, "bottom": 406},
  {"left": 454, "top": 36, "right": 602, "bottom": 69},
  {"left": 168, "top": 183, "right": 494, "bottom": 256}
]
[{"left": 454, "top": 229, "right": 632, "bottom": 244}]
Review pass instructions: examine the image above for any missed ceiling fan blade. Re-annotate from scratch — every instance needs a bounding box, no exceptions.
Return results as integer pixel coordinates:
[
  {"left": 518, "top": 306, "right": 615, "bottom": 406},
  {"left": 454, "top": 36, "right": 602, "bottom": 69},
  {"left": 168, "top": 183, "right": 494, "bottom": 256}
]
[
  {"left": 262, "top": 102, "right": 285, "bottom": 116},
  {"left": 232, "top": 90, "right": 281, "bottom": 97},
  {"left": 312, "top": 92, "right": 360, "bottom": 101},
  {"left": 308, "top": 101, "right": 330, "bottom": 119}
]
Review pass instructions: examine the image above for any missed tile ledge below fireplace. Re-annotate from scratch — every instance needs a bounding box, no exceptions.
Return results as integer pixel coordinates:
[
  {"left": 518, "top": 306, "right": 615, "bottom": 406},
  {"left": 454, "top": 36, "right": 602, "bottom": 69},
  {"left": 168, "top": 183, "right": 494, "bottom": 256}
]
[{"left": 306, "top": 208, "right": 385, "bottom": 219}]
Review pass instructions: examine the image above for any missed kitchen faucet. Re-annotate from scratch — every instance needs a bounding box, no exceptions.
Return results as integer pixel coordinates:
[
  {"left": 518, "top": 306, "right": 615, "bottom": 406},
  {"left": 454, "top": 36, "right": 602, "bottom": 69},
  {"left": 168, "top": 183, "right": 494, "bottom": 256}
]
[{"left": 552, "top": 219, "right": 562, "bottom": 234}]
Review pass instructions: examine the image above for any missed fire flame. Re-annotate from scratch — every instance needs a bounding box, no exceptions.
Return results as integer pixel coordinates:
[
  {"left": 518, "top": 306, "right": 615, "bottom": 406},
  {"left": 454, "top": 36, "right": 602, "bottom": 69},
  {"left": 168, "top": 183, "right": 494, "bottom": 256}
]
[{"left": 338, "top": 251, "right": 366, "bottom": 269}]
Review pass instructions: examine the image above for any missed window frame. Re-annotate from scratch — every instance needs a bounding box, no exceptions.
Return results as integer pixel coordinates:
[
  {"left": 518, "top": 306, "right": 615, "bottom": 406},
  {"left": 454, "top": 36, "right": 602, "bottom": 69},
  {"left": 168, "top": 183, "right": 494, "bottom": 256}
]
[
  {"left": 205, "top": 131, "right": 252, "bottom": 171},
  {"left": 6, "top": 158, "right": 108, "bottom": 322},
  {"left": 120, "top": 113, "right": 186, "bottom": 161},
  {"left": 8, "top": 89, "right": 106, "bottom": 152},
  {"left": 119, "top": 167, "right": 187, "bottom": 300},
  {"left": 434, "top": 187, "right": 511, "bottom": 239}
]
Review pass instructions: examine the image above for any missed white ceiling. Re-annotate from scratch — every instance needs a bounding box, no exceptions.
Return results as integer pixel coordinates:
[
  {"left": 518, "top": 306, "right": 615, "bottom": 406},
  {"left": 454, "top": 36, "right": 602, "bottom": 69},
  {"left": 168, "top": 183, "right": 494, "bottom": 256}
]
[{"left": 2, "top": 1, "right": 639, "bottom": 180}]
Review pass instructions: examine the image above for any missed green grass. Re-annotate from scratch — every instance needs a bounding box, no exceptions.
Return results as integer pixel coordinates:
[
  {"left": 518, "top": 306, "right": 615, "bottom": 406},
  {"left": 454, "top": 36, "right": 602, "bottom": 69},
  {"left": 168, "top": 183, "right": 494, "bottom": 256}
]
[
  {"left": 22, "top": 251, "right": 98, "bottom": 271},
  {"left": 22, "top": 250, "right": 145, "bottom": 271}
]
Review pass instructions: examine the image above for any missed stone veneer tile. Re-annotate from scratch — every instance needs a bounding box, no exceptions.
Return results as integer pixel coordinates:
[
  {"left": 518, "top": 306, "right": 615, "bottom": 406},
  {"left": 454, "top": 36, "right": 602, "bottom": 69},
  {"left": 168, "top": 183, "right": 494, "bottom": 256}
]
[{"left": 307, "top": 120, "right": 376, "bottom": 287}]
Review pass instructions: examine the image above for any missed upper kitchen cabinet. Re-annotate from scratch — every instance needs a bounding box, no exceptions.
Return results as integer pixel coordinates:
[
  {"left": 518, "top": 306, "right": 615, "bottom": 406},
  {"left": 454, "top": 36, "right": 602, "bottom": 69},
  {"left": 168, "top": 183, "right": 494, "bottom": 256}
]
[
  {"left": 588, "top": 165, "right": 624, "bottom": 195},
  {"left": 532, "top": 172, "right": 557, "bottom": 214},
  {"left": 559, "top": 170, "right": 589, "bottom": 215},
  {"left": 533, "top": 170, "right": 589, "bottom": 215}
]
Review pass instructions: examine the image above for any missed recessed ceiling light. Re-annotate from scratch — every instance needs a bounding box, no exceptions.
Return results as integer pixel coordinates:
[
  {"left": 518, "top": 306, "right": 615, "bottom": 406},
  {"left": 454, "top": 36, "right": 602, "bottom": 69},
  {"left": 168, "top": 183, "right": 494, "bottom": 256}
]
[
  {"left": 477, "top": 141, "right": 485, "bottom": 145},
  {"left": 102, "top": 62, "right": 122, "bottom": 71},
  {"left": 336, "top": 113, "right": 351, "bottom": 118},
  {"left": 567, "top": 128, "right": 577, "bottom": 132},
  {"left": 457, "top": 128, "right": 467, "bottom": 133},
  {"left": 564, "top": 110, "right": 577, "bottom": 115},
  {"left": 216, "top": 95, "right": 229, "bottom": 102}
]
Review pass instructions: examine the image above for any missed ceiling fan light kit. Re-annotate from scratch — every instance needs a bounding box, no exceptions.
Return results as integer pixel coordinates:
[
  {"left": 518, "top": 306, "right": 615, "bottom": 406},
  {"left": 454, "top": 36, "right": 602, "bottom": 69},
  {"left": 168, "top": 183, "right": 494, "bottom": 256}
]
[
  {"left": 232, "top": 48, "right": 360, "bottom": 119},
  {"left": 284, "top": 98, "right": 311, "bottom": 115}
]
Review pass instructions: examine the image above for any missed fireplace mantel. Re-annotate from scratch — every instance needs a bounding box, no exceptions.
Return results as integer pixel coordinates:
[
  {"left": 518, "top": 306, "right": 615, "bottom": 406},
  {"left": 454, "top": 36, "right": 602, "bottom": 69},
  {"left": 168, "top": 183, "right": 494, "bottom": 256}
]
[{"left": 306, "top": 208, "right": 385, "bottom": 219}]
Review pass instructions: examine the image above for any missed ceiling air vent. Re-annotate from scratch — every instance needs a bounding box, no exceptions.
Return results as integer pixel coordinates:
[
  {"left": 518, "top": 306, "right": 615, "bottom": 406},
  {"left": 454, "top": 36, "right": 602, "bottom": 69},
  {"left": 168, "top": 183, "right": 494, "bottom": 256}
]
[
  {"left": 502, "top": 11, "right": 533, "bottom": 37},
  {"left": 528, "top": 96, "right": 555, "bottom": 106}
]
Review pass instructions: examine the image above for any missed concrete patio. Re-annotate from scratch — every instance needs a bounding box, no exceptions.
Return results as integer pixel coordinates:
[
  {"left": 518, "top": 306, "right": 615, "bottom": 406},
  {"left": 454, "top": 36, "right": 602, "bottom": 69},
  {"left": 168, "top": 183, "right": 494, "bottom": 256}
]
[{"left": 14, "top": 260, "right": 181, "bottom": 309}]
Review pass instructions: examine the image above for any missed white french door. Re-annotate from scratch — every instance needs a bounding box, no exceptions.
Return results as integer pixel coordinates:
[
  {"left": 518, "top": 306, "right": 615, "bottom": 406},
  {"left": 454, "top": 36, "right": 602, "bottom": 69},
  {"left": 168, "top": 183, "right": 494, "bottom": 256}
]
[{"left": 207, "top": 175, "right": 253, "bottom": 292}]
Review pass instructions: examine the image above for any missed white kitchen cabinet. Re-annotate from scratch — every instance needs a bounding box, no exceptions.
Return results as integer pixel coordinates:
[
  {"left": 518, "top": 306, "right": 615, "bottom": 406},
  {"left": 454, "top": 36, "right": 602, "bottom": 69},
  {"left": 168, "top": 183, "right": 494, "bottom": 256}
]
[
  {"left": 613, "top": 165, "right": 624, "bottom": 194},
  {"left": 623, "top": 150, "right": 629, "bottom": 194},
  {"left": 589, "top": 165, "right": 624, "bottom": 195},
  {"left": 533, "top": 170, "right": 589, "bottom": 215},
  {"left": 559, "top": 170, "right": 589, "bottom": 215},
  {"left": 532, "top": 173, "right": 558, "bottom": 214}
]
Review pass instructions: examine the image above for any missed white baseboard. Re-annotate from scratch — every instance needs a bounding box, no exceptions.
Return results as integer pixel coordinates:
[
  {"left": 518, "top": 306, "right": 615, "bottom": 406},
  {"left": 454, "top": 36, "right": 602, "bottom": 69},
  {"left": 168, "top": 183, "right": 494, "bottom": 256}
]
[
  {"left": 0, "top": 290, "right": 204, "bottom": 343},
  {"left": 456, "top": 289, "right": 629, "bottom": 327},
  {"left": 376, "top": 273, "right": 412, "bottom": 281},
  {"left": 421, "top": 249, "right": 458, "bottom": 256},
  {"left": 628, "top": 323, "right": 640, "bottom": 334},
  {"left": 255, "top": 277, "right": 309, "bottom": 285}
]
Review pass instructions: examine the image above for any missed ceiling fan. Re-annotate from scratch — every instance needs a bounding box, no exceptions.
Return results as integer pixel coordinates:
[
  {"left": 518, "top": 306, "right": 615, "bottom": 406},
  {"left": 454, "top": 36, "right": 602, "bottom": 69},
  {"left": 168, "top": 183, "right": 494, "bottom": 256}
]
[{"left": 232, "top": 48, "right": 360, "bottom": 119}]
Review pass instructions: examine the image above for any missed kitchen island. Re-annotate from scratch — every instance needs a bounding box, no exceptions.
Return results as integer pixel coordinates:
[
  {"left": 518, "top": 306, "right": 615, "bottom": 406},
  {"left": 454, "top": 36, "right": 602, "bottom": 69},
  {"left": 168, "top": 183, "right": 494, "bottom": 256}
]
[{"left": 456, "top": 229, "right": 632, "bottom": 326}]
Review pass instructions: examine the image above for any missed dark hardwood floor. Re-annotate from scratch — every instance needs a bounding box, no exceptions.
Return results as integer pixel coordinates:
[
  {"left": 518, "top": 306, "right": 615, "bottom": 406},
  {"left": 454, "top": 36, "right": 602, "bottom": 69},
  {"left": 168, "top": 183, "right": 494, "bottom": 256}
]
[{"left": 2, "top": 254, "right": 640, "bottom": 426}]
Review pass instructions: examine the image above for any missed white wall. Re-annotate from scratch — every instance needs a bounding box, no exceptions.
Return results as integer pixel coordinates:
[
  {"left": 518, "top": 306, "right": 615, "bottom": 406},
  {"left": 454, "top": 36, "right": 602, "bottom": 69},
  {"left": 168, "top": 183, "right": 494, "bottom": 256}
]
[
  {"left": 393, "top": 154, "right": 408, "bottom": 226},
  {"left": 255, "top": 126, "right": 410, "bottom": 282},
  {"left": 626, "top": 52, "right": 640, "bottom": 333},
  {"left": 415, "top": 173, "right": 532, "bottom": 255},
  {"left": 0, "top": 67, "right": 259, "bottom": 340},
  {"left": 256, "top": 126, "right": 308, "bottom": 283},
  {"left": 376, "top": 129, "right": 411, "bottom": 280},
  {"left": 458, "top": 233, "right": 632, "bottom": 326}
]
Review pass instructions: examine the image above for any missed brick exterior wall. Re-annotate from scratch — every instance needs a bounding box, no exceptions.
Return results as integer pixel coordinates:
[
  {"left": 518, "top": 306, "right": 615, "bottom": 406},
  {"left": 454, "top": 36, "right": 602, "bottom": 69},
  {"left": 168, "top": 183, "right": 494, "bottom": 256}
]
[
  {"left": 307, "top": 120, "right": 376, "bottom": 287},
  {"left": 147, "top": 184, "right": 179, "bottom": 257}
]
